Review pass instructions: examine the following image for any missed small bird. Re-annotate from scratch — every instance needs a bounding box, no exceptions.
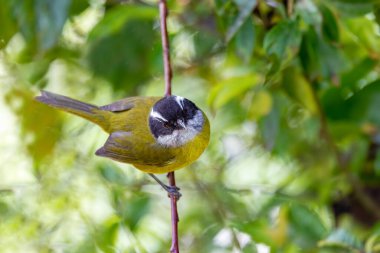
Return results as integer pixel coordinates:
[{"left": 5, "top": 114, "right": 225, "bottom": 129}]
[{"left": 35, "top": 91, "right": 210, "bottom": 176}]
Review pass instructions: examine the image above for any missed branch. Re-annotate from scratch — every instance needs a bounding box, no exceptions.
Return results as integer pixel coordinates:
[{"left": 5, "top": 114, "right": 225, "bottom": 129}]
[
  {"left": 160, "top": 0, "right": 172, "bottom": 97},
  {"left": 167, "top": 171, "right": 180, "bottom": 253},
  {"left": 159, "top": 1, "right": 180, "bottom": 253},
  {"left": 286, "top": 0, "right": 294, "bottom": 17}
]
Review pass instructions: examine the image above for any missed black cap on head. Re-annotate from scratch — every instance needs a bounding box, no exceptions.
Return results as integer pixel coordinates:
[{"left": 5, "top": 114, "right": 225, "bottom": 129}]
[{"left": 149, "top": 96, "right": 201, "bottom": 139}]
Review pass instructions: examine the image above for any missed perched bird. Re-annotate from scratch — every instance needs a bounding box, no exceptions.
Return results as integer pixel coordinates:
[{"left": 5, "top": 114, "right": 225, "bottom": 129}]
[{"left": 35, "top": 91, "right": 210, "bottom": 175}]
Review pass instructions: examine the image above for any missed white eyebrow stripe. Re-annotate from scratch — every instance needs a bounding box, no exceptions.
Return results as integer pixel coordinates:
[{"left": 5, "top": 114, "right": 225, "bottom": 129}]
[
  {"left": 175, "top": 96, "right": 185, "bottom": 110},
  {"left": 150, "top": 110, "right": 168, "bottom": 122}
]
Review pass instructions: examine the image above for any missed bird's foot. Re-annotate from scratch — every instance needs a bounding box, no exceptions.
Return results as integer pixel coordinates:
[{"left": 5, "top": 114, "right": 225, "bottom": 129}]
[
  {"left": 148, "top": 173, "right": 182, "bottom": 200},
  {"left": 163, "top": 185, "right": 182, "bottom": 200}
]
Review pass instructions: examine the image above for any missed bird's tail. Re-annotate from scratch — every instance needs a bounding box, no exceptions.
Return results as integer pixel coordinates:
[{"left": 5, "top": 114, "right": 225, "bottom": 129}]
[{"left": 36, "top": 90, "right": 108, "bottom": 130}]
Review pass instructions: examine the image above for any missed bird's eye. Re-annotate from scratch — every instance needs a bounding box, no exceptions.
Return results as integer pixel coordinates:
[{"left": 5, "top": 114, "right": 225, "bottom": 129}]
[
  {"left": 183, "top": 109, "right": 189, "bottom": 119},
  {"left": 163, "top": 122, "right": 170, "bottom": 128}
]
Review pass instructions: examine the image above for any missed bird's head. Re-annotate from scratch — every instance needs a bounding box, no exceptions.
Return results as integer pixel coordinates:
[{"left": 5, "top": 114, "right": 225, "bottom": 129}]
[{"left": 149, "top": 96, "right": 205, "bottom": 147}]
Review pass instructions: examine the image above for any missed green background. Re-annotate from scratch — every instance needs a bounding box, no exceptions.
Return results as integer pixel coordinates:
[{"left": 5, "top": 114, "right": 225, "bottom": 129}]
[{"left": 0, "top": 0, "right": 380, "bottom": 252}]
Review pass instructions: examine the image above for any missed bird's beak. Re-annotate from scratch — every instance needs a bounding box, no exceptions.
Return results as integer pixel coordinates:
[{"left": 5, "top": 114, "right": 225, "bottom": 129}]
[{"left": 177, "top": 120, "right": 186, "bottom": 129}]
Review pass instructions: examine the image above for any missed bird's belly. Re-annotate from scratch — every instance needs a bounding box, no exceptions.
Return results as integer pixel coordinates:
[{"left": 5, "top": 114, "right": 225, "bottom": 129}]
[{"left": 134, "top": 134, "right": 208, "bottom": 174}]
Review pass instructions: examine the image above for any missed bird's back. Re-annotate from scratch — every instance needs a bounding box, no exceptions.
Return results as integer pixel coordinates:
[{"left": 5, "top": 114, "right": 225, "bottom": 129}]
[{"left": 102, "top": 97, "right": 161, "bottom": 137}]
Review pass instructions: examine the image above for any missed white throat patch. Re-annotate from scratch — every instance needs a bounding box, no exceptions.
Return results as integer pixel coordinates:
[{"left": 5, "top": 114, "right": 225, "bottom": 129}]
[
  {"left": 157, "top": 128, "right": 199, "bottom": 147},
  {"left": 156, "top": 110, "right": 204, "bottom": 148}
]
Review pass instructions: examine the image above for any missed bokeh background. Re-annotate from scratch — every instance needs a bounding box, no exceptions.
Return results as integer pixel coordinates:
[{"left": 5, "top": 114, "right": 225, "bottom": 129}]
[{"left": 1, "top": 0, "right": 380, "bottom": 252}]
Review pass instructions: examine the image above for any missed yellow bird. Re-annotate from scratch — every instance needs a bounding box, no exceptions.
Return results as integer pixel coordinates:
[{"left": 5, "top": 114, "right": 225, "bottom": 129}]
[{"left": 36, "top": 91, "right": 210, "bottom": 175}]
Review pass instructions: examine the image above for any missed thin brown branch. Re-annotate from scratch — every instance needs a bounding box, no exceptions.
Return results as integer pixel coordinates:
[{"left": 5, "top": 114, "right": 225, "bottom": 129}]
[
  {"left": 286, "top": 0, "right": 294, "bottom": 17},
  {"left": 159, "top": 1, "right": 180, "bottom": 253},
  {"left": 159, "top": 0, "right": 172, "bottom": 97},
  {"left": 167, "top": 171, "right": 179, "bottom": 253}
]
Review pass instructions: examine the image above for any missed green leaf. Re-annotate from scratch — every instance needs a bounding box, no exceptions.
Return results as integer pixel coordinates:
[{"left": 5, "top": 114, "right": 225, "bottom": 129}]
[
  {"left": 258, "top": 94, "right": 281, "bottom": 151},
  {"left": 299, "top": 26, "right": 344, "bottom": 80},
  {"left": 263, "top": 20, "right": 301, "bottom": 59},
  {"left": 348, "top": 138, "right": 369, "bottom": 173},
  {"left": 319, "top": 38, "right": 346, "bottom": 79},
  {"left": 346, "top": 79, "right": 380, "bottom": 126},
  {"left": 87, "top": 5, "right": 158, "bottom": 91},
  {"left": 282, "top": 67, "right": 318, "bottom": 114},
  {"left": 321, "top": 87, "right": 348, "bottom": 121},
  {"left": 0, "top": 201, "right": 10, "bottom": 217},
  {"left": 288, "top": 204, "right": 328, "bottom": 248},
  {"left": 319, "top": 4, "right": 339, "bottom": 43},
  {"left": 5, "top": 88, "right": 63, "bottom": 167},
  {"left": 96, "top": 216, "right": 120, "bottom": 253},
  {"left": 17, "top": 59, "right": 51, "bottom": 85},
  {"left": 365, "top": 233, "right": 380, "bottom": 252},
  {"left": 10, "top": 0, "right": 35, "bottom": 47},
  {"left": 375, "top": 4, "right": 380, "bottom": 27},
  {"left": 209, "top": 74, "right": 260, "bottom": 108},
  {"left": 264, "top": 57, "right": 281, "bottom": 86},
  {"left": 120, "top": 193, "right": 150, "bottom": 231},
  {"left": 329, "top": 0, "right": 375, "bottom": 16},
  {"left": 319, "top": 229, "right": 363, "bottom": 251},
  {"left": 0, "top": 0, "right": 17, "bottom": 49},
  {"left": 88, "top": 5, "right": 157, "bottom": 41},
  {"left": 345, "top": 17, "right": 380, "bottom": 54},
  {"left": 11, "top": 0, "right": 71, "bottom": 53},
  {"left": 296, "top": 0, "right": 322, "bottom": 26},
  {"left": 341, "top": 57, "right": 377, "bottom": 91},
  {"left": 242, "top": 242, "right": 258, "bottom": 253},
  {"left": 35, "top": 0, "right": 71, "bottom": 50},
  {"left": 215, "top": 0, "right": 232, "bottom": 14},
  {"left": 235, "top": 220, "right": 273, "bottom": 246},
  {"left": 226, "top": 0, "right": 257, "bottom": 42},
  {"left": 193, "top": 28, "right": 222, "bottom": 60},
  {"left": 299, "top": 27, "right": 320, "bottom": 79},
  {"left": 328, "top": 123, "right": 362, "bottom": 144},
  {"left": 69, "top": 0, "right": 89, "bottom": 16},
  {"left": 249, "top": 89, "right": 272, "bottom": 120},
  {"left": 235, "top": 17, "right": 255, "bottom": 63},
  {"left": 98, "top": 163, "right": 127, "bottom": 185}
]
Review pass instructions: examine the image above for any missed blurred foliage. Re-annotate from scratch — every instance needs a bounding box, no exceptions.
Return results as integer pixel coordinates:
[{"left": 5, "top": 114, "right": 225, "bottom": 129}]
[{"left": 1, "top": 0, "right": 380, "bottom": 252}]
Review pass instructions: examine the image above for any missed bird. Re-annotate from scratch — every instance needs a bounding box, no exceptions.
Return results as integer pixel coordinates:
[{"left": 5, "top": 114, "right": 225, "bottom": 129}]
[{"left": 35, "top": 91, "right": 210, "bottom": 188}]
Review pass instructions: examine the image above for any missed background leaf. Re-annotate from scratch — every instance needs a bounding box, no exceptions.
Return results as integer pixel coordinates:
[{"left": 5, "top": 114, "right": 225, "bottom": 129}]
[
  {"left": 226, "top": 0, "right": 257, "bottom": 42},
  {"left": 235, "top": 17, "right": 255, "bottom": 63},
  {"left": 1, "top": 1, "right": 380, "bottom": 252},
  {"left": 87, "top": 5, "right": 159, "bottom": 92},
  {"left": 263, "top": 20, "right": 301, "bottom": 59},
  {"left": 319, "top": 229, "right": 363, "bottom": 251}
]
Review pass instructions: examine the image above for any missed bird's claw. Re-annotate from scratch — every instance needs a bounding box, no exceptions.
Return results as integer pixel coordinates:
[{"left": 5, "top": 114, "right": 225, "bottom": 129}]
[
  {"left": 148, "top": 173, "right": 181, "bottom": 199},
  {"left": 164, "top": 185, "right": 182, "bottom": 200}
]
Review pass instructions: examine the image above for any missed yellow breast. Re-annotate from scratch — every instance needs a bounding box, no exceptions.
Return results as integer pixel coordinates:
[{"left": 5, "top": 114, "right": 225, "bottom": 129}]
[{"left": 134, "top": 112, "right": 210, "bottom": 174}]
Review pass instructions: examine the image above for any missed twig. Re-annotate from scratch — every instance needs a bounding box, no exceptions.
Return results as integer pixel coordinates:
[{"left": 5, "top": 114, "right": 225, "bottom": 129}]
[
  {"left": 168, "top": 171, "right": 180, "bottom": 253},
  {"left": 286, "top": 0, "right": 294, "bottom": 17},
  {"left": 160, "top": 0, "right": 172, "bottom": 97},
  {"left": 159, "top": 1, "right": 180, "bottom": 252}
]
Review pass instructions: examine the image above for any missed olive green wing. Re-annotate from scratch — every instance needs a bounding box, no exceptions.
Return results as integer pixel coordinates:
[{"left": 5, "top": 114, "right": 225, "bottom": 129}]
[
  {"left": 99, "top": 97, "right": 140, "bottom": 112},
  {"left": 99, "top": 96, "right": 160, "bottom": 112},
  {"left": 99, "top": 96, "right": 161, "bottom": 133},
  {"left": 95, "top": 131, "right": 175, "bottom": 167}
]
